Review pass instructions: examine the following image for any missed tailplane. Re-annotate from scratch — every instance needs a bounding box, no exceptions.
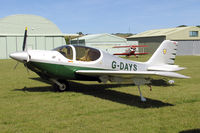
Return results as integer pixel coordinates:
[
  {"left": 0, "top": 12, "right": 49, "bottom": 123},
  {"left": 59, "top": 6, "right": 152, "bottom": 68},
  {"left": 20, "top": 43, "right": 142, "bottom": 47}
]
[{"left": 147, "top": 40, "right": 178, "bottom": 65}]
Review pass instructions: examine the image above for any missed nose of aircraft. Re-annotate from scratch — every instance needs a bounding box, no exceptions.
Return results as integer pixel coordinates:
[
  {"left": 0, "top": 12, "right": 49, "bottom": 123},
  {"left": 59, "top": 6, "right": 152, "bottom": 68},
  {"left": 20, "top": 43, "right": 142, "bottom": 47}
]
[{"left": 9, "top": 52, "right": 28, "bottom": 62}]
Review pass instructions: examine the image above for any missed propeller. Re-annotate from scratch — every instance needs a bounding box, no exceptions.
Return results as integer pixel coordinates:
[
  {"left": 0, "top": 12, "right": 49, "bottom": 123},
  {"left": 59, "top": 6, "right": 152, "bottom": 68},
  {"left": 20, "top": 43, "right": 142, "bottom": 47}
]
[
  {"left": 13, "top": 27, "right": 30, "bottom": 71},
  {"left": 23, "top": 27, "right": 31, "bottom": 73},
  {"left": 23, "top": 27, "right": 31, "bottom": 62},
  {"left": 22, "top": 27, "right": 28, "bottom": 51}
]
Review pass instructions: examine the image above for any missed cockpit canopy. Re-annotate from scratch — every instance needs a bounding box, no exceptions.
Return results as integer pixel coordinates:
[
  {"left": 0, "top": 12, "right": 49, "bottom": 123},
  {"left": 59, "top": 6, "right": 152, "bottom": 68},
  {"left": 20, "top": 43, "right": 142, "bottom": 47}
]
[{"left": 54, "top": 45, "right": 101, "bottom": 62}]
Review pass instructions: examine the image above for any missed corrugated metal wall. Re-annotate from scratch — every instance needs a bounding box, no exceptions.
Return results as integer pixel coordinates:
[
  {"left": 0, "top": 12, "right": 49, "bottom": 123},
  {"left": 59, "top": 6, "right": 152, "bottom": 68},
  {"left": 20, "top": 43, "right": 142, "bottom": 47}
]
[
  {"left": 70, "top": 39, "right": 85, "bottom": 46},
  {"left": 127, "top": 36, "right": 166, "bottom": 54},
  {"left": 176, "top": 40, "right": 200, "bottom": 55},
  {"left": 128, "top": 36, "right": 200, "bottom": 55},
  {"left": 0, "top": 37, "right": 7, "bottom": 59},
  {"left": 0, "top": 36, "right": 66, "bottom": 59}
]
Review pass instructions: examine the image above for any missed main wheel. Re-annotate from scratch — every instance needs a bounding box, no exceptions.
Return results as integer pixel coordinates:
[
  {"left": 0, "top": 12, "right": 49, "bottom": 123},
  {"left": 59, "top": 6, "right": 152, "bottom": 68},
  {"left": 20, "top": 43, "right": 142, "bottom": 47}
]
[{"left": 53, "top": 80, "right": 69, "bottom": 92}]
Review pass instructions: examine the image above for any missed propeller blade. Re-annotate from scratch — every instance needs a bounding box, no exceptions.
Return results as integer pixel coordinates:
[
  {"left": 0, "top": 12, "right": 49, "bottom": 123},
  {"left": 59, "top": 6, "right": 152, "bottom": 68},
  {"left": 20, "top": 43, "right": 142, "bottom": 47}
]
[
  {"left": 24, "top": 63, "right": 29, "bottom": 74},
  {"left": 26, "top": 50, "right": 31, "bottom": 62},
  {"left": 22, "top": 27, "right": 28, "bottom": 51},
  {"left": 14, "top": 62, "right": 19, "bottom": 70},
  {"left": 27, "top": 52, "right": 30, "bottom": 62},
  {"left": 26, "top": 66, "right": 29, "bottom": 74}
]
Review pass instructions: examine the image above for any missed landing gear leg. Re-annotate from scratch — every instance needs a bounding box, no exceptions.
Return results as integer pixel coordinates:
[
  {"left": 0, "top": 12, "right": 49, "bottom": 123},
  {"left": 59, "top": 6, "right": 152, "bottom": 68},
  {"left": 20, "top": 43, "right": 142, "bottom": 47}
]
[
  {"left": 138, "top": 85, "right": 146, "bottom": 102},
  {"left": 51, "top": 79, "right": 69, "bottom": 92}
]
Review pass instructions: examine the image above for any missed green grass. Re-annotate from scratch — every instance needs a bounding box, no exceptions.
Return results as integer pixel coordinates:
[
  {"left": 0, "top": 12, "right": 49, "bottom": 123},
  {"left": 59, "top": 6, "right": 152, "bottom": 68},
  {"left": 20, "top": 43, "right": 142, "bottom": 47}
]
[{"left": 0, "top": 56, "right": 200, "bottom": 133}]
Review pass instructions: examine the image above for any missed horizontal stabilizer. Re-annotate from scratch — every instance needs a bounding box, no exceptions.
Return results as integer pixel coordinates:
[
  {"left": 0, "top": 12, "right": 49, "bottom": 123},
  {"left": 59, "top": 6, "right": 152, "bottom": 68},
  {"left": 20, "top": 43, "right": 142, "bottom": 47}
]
[{"left": 147, "top": 65, "right": 185, "bottom": 72}]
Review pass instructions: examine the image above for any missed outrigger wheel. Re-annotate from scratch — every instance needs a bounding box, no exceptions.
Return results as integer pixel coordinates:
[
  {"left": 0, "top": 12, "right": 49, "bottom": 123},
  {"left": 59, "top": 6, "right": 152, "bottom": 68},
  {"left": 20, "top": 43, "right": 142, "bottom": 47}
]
[{"left": 53, "top": 79, "right": 70, "bottom": 92}]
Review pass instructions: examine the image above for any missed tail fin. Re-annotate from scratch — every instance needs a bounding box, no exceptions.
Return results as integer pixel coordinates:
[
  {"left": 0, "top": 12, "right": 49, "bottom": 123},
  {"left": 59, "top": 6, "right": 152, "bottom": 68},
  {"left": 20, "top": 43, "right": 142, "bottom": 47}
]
[{"left": 147, "top": 40, "right": 178, "bottom": 65}]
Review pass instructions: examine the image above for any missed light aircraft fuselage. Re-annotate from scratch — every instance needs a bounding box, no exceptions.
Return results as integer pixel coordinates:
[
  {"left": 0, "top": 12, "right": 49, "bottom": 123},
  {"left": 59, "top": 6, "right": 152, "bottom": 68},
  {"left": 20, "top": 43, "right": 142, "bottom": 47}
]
[{"left": 11, "top": 45, "right": 147, "bottom": 80}]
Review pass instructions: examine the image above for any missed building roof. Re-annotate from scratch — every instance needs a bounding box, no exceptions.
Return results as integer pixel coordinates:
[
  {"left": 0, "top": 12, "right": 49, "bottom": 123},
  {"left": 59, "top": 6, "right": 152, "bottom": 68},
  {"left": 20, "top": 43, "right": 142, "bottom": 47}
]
[
  {"left": 0, "top": 14, "right": 64, "bottom": 36},
  {"left": 128, "top": 26, "right": 194, "bottom": 38}
]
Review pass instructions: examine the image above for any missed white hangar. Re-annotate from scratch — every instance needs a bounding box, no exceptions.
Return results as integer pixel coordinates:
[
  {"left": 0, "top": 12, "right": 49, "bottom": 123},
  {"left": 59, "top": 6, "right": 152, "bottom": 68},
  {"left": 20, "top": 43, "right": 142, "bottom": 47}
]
[
  {"left": 0, "top": 14, "right": 66, "bottom": 59},
  {"left": 71, "top": 33, "right": 137, "bottom": 54}
]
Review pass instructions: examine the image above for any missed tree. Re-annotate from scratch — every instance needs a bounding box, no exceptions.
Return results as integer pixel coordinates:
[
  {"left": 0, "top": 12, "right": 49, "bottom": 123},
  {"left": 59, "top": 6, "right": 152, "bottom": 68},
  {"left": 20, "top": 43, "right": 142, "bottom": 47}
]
[
  {"left": 177, "top": 25, "right": 188, "bottom": 27},
  {"left": 77, "top": 32, "right": 83, "bottom": 35}
]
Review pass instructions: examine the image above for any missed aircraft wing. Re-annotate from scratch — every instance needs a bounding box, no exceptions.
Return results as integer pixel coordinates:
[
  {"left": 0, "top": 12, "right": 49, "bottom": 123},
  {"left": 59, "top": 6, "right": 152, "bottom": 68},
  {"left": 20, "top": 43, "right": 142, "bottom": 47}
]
[
  {"left": 133, "top": 52, "right": 148, "bottom": 55},
  {"left": 113, "top": 46, "right": 132, "bottom": 48},
  {"left": 76, "top": 70, "right": 190, "bottom": 79},
  {"left": 113, "top": 53, "right": 132, "bottom": 55},
  {"left": 113, "top": 52, "right": 148, "bottom": 55},
  {"left": 113, "top": 45, "right": 148, "bottom": 48}
]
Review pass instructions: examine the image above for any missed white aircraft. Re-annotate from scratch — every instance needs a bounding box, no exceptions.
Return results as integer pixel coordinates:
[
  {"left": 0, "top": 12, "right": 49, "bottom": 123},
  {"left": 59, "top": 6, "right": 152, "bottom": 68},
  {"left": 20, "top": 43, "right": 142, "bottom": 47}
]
[{"left": 10, "top": 28, "right": 190, "bottom": 102}]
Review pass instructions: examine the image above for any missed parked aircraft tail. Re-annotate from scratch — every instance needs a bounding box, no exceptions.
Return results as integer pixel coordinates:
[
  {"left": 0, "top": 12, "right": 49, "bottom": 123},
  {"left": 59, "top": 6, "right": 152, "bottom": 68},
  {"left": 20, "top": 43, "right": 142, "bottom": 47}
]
[{"left": 147, "top": 40, "right": 178, "bottom": 65}]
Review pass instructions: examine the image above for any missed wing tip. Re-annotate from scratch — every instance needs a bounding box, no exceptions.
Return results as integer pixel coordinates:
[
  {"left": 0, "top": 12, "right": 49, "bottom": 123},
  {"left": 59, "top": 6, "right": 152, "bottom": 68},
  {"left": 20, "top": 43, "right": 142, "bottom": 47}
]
[{"left": 182, "top": 75, "right": 191, "bottom": 79}]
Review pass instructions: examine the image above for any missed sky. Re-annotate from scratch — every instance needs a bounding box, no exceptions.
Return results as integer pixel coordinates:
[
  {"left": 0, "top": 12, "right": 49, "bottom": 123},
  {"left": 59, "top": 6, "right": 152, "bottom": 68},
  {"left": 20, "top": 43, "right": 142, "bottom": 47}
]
[{"left": 0, "top": 0, "right": 200, "bottom": 34}]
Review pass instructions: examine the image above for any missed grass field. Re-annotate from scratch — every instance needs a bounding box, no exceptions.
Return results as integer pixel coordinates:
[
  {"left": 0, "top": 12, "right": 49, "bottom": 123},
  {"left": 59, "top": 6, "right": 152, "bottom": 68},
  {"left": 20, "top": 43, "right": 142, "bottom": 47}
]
[{"left": 0, "top": 56, "right": 200, "bottom": 133}]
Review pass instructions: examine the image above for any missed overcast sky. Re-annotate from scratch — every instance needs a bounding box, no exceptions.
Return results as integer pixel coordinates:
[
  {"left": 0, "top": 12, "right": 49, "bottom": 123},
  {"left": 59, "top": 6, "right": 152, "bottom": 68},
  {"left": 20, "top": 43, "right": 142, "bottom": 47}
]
[{"left": 0, "top": 0, "right": 200, "bottom": 34}]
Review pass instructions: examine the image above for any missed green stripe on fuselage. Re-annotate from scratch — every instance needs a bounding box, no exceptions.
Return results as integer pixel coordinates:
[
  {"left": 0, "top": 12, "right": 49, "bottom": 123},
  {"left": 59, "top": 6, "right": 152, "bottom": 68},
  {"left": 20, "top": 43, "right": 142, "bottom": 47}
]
[{"left": 28, "top": 61, "right": 105, "bottom": 80}]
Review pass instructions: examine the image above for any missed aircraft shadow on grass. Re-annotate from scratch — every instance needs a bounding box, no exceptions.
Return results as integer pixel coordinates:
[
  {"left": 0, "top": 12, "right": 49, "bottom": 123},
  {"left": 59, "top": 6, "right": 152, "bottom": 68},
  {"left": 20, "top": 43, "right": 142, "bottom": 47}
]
[
  {"left": 13, "top": 78, "right": 174, "bottom": 109},
  {"left": 179, "top": 129, "right": 200, "bottom": 133}
]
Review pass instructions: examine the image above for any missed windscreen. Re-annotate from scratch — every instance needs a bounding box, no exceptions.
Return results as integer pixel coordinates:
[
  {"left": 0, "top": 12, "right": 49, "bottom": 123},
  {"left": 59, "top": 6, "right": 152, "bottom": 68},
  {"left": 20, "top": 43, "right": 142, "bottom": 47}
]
[{"left": 54, "top": 45, "right": 73, "bottom": 60}]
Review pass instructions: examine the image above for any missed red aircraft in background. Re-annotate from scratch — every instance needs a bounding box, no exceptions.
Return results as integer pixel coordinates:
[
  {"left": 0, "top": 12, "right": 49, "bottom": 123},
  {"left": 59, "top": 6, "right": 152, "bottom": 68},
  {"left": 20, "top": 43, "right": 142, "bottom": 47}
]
[{"left": 113, "top": 45, "right": 148, "bottom": 57}]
